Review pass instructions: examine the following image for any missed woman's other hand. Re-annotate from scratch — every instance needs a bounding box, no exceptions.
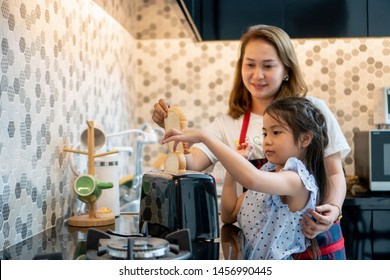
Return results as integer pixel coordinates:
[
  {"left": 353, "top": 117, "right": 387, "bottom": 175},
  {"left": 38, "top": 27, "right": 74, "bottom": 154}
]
[
  {"left": 236, "top": 141, "right": 253, "bottom": 159},
  {"left": 300, "top": 204, "right": 339, "bottom": 238},
  {"left": 152, "top": 99, "right": 170, "bottom": 128}
]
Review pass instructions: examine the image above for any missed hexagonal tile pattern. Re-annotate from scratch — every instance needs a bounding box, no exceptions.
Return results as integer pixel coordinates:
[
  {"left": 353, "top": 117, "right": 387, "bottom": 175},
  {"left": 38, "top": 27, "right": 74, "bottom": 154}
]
[
  {"left": 136, "top": 38, "right": 390, "bottom": 178},
  {"left": 2, "top": 0, "right": 390, "bottom": 258},
  {"left": 1, "top": 0, "right": 136, "bottom": 252}
]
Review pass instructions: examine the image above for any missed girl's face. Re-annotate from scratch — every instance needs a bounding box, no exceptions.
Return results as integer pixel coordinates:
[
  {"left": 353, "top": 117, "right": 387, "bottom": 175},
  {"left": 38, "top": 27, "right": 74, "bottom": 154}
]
[
  {"left": 262, "top": 113, "right": 300, "bottom": 172},
  {"left": 242, "top": 39, "right": 287, "bottom": 102}
]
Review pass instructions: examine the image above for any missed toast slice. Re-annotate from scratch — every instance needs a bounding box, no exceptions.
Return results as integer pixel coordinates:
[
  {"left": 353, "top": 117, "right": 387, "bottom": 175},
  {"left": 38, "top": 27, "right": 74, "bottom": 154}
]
[
  {"left": 163, "top": 106, "right": 188, "bottom": 174},
  {"left": 163, "top": 152, "right": 186, "bottom": 174},
  {"left": 164, "top": 106, "right": 188, "bottom": 153}
]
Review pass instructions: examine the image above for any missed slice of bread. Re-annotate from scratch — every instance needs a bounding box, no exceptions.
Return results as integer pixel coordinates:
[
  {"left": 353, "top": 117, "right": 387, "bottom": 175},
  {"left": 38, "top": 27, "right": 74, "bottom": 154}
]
[
  {"left": 164, "top": 106, "right": 188, "bottom": 153},
  {"left": 163, "top": 106, "right": 188, "bottom": 174},
  {"left": 163, "top": 152, "right": 186, "bottom": 174}
]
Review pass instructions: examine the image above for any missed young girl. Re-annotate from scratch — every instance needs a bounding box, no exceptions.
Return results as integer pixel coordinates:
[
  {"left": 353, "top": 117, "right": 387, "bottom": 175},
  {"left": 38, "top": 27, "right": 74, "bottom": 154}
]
[
  {"left": 162, "top": 96, "right": 328, "bottom": 260},
  {"left": 153, "top": 25, "right": 350, "bottom": 259}
]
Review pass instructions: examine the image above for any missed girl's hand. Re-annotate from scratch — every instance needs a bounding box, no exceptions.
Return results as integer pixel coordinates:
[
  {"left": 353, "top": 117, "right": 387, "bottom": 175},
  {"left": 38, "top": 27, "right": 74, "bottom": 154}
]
[
  {"left": 152, "top": 99, "right": 170, "bottom": 128},
  {"left": 162, "top": 128, "right": 204, "bottom": 151},
  {"left": 300, "top": 204, "right": 339, "bottom": 238}
]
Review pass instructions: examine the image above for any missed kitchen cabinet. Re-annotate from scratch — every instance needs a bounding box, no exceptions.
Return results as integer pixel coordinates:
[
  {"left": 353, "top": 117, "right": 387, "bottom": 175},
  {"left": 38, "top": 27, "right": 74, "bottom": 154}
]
[
  {"left": 183, "top": 0, "right": 390, "bottom": 40},
  {"left": 368, "top": 0, "right": 390, "bottom": 37},
  {"left": 284, "top": 0, "right": 367, "bottom": 38},
  {"left": 341, "top": 192, "right": 390, "bottom": 260},
  {"left": 183, "top": 0, "right": 284, "bottom": 40}
]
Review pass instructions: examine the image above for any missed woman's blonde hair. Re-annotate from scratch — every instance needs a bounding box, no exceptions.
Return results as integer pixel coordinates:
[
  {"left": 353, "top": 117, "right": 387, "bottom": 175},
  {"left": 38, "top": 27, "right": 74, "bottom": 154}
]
[{"left": 228, "top": 25, "right": 308, "bottom": 119}]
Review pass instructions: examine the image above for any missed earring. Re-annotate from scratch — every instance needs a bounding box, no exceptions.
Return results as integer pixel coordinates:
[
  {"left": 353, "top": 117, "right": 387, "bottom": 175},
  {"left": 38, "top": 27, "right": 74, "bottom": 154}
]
[{"left": 283, "top": 75, "right": 289, "bottom": 81}]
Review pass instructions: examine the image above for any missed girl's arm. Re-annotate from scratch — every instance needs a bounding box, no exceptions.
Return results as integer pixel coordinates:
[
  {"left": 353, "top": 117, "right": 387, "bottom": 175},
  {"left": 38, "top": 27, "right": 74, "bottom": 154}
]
[
  {"left": 163, "top": 128, "right": 303, "bottom": 197},
  {"left": 220, "top": 172, "right": 245, "bottom": 224}
]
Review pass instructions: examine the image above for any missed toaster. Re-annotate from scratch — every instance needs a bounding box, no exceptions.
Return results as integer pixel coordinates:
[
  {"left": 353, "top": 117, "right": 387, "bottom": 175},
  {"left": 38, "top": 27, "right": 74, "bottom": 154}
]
[{"left": 139, "top": 170, "right": 220, "bottom": 241}]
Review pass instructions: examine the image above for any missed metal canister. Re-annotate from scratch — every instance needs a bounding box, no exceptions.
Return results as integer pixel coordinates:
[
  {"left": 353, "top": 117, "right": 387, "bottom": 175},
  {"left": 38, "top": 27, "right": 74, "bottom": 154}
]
[{"left": 94, "top": 154, "right": 120, "bottom": 217}]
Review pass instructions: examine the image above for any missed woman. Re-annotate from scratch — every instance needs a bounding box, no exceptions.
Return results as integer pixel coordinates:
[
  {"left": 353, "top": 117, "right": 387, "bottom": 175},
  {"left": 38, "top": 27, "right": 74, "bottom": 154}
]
[{"left": 152, "top": 25, "right": 350, "bottom": 259}]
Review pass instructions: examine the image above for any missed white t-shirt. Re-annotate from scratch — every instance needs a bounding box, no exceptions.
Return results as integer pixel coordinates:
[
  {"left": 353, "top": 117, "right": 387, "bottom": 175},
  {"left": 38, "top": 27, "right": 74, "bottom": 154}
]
[{"left": 194, "top": 96, "right": 351, "bottom": 166}]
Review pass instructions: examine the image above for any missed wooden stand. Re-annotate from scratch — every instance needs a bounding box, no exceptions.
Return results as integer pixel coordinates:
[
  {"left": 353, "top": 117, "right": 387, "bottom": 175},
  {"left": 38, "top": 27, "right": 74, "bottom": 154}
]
[
  {"left": 67, "top": 214, "right": 115, "bottom": 227},
  {"left": 65, "top": 120, "right": 117, "bottom": 227}
]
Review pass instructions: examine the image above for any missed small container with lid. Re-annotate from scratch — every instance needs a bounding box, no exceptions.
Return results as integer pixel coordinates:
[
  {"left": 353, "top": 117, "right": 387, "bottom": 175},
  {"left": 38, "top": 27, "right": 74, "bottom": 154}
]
[{"left": 94, "top": 154, "right": 120, "bottom": 217}]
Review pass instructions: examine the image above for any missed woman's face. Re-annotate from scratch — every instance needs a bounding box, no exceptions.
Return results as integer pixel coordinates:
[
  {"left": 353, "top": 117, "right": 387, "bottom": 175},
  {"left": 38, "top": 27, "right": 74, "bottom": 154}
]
[{"left": 241, "top": 39, "right": 287, "bottom": 102}]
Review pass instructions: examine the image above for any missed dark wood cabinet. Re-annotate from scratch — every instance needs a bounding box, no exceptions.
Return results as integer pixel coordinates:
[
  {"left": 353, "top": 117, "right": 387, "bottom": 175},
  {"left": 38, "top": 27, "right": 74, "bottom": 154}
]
[
  {"left": 341, "top": 192, "right": 390, "bottom": 260},
  {"left": 368, "top": 0, "right": 390, "bottom": 37},
  {"left": 183, "top": 0, "right": 284, "bottom": 41},
  {"left": 183, "top": 0, "right": 390, "bottom": 40},
  {"left": 284, "top": 0, "right": 367, "bottom": 38}
]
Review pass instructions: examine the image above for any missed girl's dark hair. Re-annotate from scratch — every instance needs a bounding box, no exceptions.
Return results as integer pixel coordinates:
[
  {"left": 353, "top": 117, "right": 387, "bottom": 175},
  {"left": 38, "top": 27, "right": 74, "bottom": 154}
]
[{"left": 264, "top": 96, "right": 329, "bottom": 204}]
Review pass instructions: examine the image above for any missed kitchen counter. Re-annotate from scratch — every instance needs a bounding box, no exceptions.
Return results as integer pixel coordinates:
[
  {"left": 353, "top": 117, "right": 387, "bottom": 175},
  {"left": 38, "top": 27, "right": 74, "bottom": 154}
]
[
  {"left": 3, "top": 191, "right": 390, "bottom": 260},
  {"left": 341, "top": 190, "right": 390, "bottom": 259},
  {"left": 343, "top": 190, "right": 390, "bottom": 209},
  {"left": 0, "top": 214, "right": 225, "bottom": 260},
  {"left": 0, "top": 215, "right": 136, "bottom": 260}
]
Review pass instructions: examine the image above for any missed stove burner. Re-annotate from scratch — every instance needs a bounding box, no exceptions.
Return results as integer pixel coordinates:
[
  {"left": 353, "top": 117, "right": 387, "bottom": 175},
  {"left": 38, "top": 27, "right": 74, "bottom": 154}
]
[
  {"left": 85, "top": 225, "right": 192, "bottom": 260},
  {"left": 102, "top": 237, "right": 170, "bottom": 259}
]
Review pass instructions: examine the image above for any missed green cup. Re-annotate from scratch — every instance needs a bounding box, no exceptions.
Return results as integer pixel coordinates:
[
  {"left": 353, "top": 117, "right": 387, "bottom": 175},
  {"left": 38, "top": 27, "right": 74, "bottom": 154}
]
[{"left": 74, "top": 174, "right": 113, "bottom": 204}]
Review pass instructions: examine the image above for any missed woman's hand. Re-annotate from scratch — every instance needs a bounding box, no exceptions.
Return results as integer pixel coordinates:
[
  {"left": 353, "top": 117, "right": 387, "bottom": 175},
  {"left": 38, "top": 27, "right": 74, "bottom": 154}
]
[
  {"left": 300, "top": 204, "right": 340, "bottom": 238},
  {"left": 236, "top": 141, "right": 253, "bottom": 159},
  {"left": 152, "top": 99, "right": 170, "bottom": 128}
]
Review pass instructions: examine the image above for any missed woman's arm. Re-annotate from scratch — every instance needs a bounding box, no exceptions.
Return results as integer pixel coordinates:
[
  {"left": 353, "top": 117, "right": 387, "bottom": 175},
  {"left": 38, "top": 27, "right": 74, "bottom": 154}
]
[
  {"left": 301, "top": 97, "right": 350, "bottom": 238},
  {"left": 220, "top": 172, "right": 245, "bottom": 224},
  {"left": 322, "top": 152, "right": 346, "bottom": 212},
  {"left": 221, "top": 140, "right": 254, "bottom": 224},
  {"left": 183, "top": 147, "right": 213, "bottom": 171},
  {"left": 301, "top": 152, "right": 346, "bottom": 238}
]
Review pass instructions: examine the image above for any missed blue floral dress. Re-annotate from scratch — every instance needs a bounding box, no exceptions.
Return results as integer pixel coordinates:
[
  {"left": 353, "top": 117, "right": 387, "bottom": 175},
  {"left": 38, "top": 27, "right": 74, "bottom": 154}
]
[{"left": 237, "top": 157, "right": 318, "bottom": 260}]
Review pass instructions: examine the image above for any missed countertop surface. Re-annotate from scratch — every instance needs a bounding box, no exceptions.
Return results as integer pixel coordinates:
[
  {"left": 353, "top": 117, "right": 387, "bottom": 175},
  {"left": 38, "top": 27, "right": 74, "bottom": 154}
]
[
  {"left": 344, "top": 190, "right": 390, "bottom": 209},
  {"left": 0, "top": 214, "right": 139, "bottom": 260},
  {"left": 0, "top": 213, "right": 228, "bottom": 260},
  {"left": 2, "top": 191, "right": 390, "bottom": 260}
]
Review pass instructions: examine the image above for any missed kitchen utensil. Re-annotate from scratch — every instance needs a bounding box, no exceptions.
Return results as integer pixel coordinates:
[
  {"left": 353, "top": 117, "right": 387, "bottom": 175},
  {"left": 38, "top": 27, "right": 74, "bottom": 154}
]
[
  {"left": 74, "top": 174, "right": 113, "bottom": 204},
  {"left": 80, "top": 121, "right": 106, "bottom": 151}
]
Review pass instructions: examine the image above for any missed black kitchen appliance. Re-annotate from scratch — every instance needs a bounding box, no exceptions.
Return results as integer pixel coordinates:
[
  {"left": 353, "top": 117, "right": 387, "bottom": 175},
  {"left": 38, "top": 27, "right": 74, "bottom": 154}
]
[{"left": 139, "top": 170, "right": 220, "bottom": 241}]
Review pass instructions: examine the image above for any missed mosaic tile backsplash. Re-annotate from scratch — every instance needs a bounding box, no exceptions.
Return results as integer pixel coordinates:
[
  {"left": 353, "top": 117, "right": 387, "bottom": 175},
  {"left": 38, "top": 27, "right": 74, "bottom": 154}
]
[
  {"left": 0, "top": 0, "right": 137, "bottom": 250},
  {"left": 137, "top": 37, "right": 390, "bottom": 173},
  {"left": 1, "top": 0, "right": 390, "bottom": 252}
]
